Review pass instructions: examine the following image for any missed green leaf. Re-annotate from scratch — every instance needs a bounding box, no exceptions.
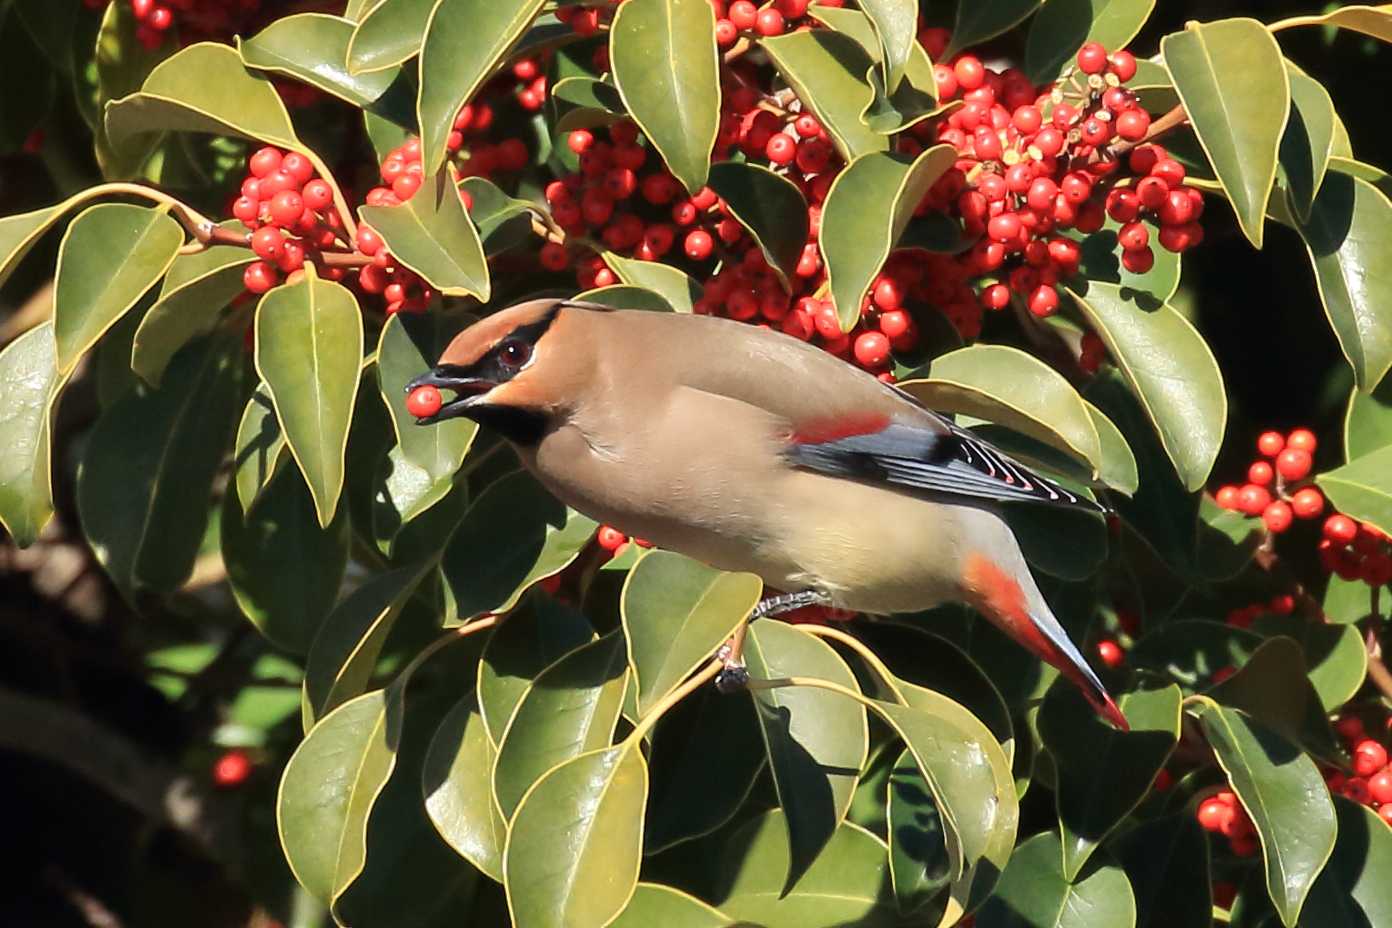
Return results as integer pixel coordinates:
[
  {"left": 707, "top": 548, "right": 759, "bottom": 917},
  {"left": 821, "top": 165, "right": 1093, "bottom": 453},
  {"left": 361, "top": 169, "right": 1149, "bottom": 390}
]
[
  {"left": 1024, "top": 0, "right": 1156, "bottom": 84},
  {"left": 53, "top": 203, "right": 183, "bottom": 374},
  {"left": 574, "top": 285, "right": 674, "bottom": 312},
  {"left": 348, "top": 0, "right": 435, "bottom": 74},
  {"left": 1040, "top": 683, "right": 1182, "bottom": 879},
  {"left": 621, "top": 550, "right": 761, "bottom": 717},
  {"left": 1269, "top": 5, "right": 1392, "bottom": 40},
  {"left": 644, "top": 684, "right": 765, "bottom": 853},
  {"left": 707, "top": 161, "right": 809, "bottom": 287},
  {"left": 1290, "top": 171, "right": 1392, "bottom": 391},
  {"left": 610, "top": 884, "right": 729, "bottom": 928},
  {"left": 856, "top": 0, "right": 917, "bottom": 93},
  {"left": 715, "top": 811, "right": 897, "bottom": 928},
  {"left": 1323, "top": 573, "right": 1373, "bottom": 626},
  {"left": 1279, "top": 63, "right": 1337, "bottom": 221},
  {"left": 442, "top": 471, "right": 598, "bottom": 621},
  {"left": 377, "top": 311, "right": 478, "bottom": 482},
  {"left": 131, "top": 239, "right": 253, "bottom": 386},
  {"left": 460, "top": 175, "right": 536, "bottom": 256},
  {"left": 0, "top": 200, "right": 70, "bottom": 290},
  {"left": 238, "top": 14, "right": 408, "bottom": 112},
  {"left": 823, "top": 145, "right": 956, "bottom": 330},
  {"left": 91, "top": 0, "right": 165, "bottom": 179},
  {"left": 1161, "top": 19, "right": 1289, "bottom": 248},
  {"left": 900, "top": 344, "right": 1103, "bottom": 475},
  {"left": 759, "top": 29, "right": 889, "bottom": 161},
  {"left": 503, "top": 743, "right": 647, "bottom": 928},
  {"left": 254, "top": 268, "right": 364, "bottom": 527},
  {"left": 807, "top": 5, "right": 942, "bottom": 129},
  {"left": 1113, "top": 815, "right": 1212, "bottom": 928},
  {"left": 886, "top": 749, "right": 951, "bottom": 916},
  {"left": 609, "top": 0, "right": 720, "bottom": 194},
  {"left": 1087, "top": 399, "right": 1139, "bottom": 495},
  {"left": 476, "top": 592, "right": 595, "bottom": 743},
  {"left": 1067, "top": 281, "right": 1226, "bottom": 491},
  {"left": 1195, "top": 700, "right": 1337, "bottom": 927},
  {"left": 422, "top": 692, "right": 508, "bottom": 880},
  {"left": 1067, "top": 215, "right": 1182, "bottom": 303},
  {"left": 373, "top": 455, "right": 470, "bottom": 560},
  {"left": 278, "top": 688, "right": 400, "bottom": 906},
  {"left": 77, "top": 337, "right": 242, "bottom": 597},
  {"left": 1345, "top": 377, "right": 1392, "bottom": 460},
  {"left": 417, "top": 0, "right": 545, "bottom": 176},
  {"left": 1318, "top": 444, "right": 1392, "bottom": 535},
  {"left": 600, "top": 252, "right": 702, "bottom": 313},
  {"left": 0, "top": 323, "right": 63, "bottom": 546},
  {"left": 221, "top": 468, "right": 351, "bottom": 654},
  {"left": 1311, "top": 797, "right": 1392, "bottom": 927},
  {"left": 1208, "top": 636, "right": 1344, "bottom": 763},
  {"left": 949, "top": 0, "right": 1044, "bottom": 57},
  {"left": 106, "top": 42, "right": 300, "bottom": 151},
  {"left": 1131, "top": 619, "right": 1261, "bottom": 690},
  {"left": 493, "top": 633, "right": 629, "bottom": 819},
  {"left": 550, "top": 75, "right": 627, "bottom": 133},
  {"left": 977, "top": 831, "right": 1136, "bottom": 928},
  {"left": 233, "top": 382, "right": 287, "bottom": 513},
  {"left": 1250, "top": 616, "right": 1366, "bottom": 714},
  {"left": 743, "top": 620, "right": 869, "bottom": 893},
  {"left": 304, "top": 563, "right": 432, "bottom": 723},
  {"left": 360, "top": 172, "right": 489, "bottom": 300}
]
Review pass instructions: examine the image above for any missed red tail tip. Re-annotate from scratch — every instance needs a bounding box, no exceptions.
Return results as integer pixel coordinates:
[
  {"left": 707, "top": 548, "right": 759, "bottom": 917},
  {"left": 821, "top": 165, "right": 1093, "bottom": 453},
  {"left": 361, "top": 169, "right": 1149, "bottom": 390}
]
[{"left": 1096, "top": 692, "right": 1130, "bottom": 731}]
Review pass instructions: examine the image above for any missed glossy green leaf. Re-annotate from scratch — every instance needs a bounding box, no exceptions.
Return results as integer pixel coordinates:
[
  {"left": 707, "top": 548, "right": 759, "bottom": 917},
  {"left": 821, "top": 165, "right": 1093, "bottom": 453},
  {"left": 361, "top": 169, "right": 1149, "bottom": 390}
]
[
  {"left": 0, "top": 323, "right": 63, "bottom": 546},
  {"left": 375, "top": 459, "right": 470, "bottom": 561},
  {"left": 239, "top": 14, "right": 406, "bottom": 110},
  {"left": 417, "top": 0, "right": 545, "bottom": 176},
  {"left": 1040, "top": 683, "right": 1182, "bottom": 879},
  {"left": 1067, "top": 281, "right": 1225, "bottom": 491},
  {"left": 1279, "top": 63, "right": 1337, "bottom": 221},
  {"left": 760, "top": 29, "right": 889, "bottom": 160},
  {"left": 53, "top": 203, "right": 182, "bottom": 373},
  {"left": 422, "top": 692, "right": 508, "bottom": 880},
  {"left": 977, "top": 831, "right": 1136, "bottom": 928},
  {"left": 1114, "top": 815, "right": 1212, "bottom": 928},
  {"left": 77, "top": 337, "right": 242, "bottom": 597},
  {"left": 823, "top": 145, "right": 956, "bottom": 329},
  {"left": 1068, "top": 215, "right": 1181, "bottom": 303},
  {"left": 901, "top": 344, "right": 1103, "bottom": 475},
  {"left": 1195, "top": 700, "right": 1337, "bottom": 927},
  {"left": 1318, "top": 444, "right": 1392, "bottom": 535},
  {"left": 573, "top": 285, "right": 674, "bottom": 312},
  {"left": 644, "top": 684, "right": 765, "bottom": 853},
  {"left": 348, "top": 0, "right": 435, "bottom": 74},
  {"left": 377, "top": 311, "right": 477, "bottom": 483},
  {"left": 1291, "top": 171, "right": 1392, "bottom": 391},
  {"left": 717, "top": 811, "right": 896, "bottom": 927},
  {"left": 1131, "top": 619, "right": 1262, "bottom": 690},
  {"left": 609, "top": 0, "right": 720, "bottom": 193},
  {"left": 360, "top": 172, "right": 490, "bottom": 300},
  {"left": 503, "top": 743, "right": 647, "bottom": 928},
  {"left": 808, "top": 5, "right": 942, "bottom": 128},
  {"left": 1086, "top": 399, "right": 1139, "bottom": 495},
  {"left": 442, "top": 471, "right": 598, "bottom": 621},
  {"left": 0, "top": 200, "right": 69, "bottom": 290},
  {"left": 254, "top": 268, "right": 364, "bottom": 527},
  {"left": 278, "top": 688, "right": 400, "bottom": 906},
  {"left": 221, "top": 467, "right": 351, "bottom": 654},
  {"left": 1311, "top": 798, "right": 1392, "bottom": 927},
  {"left": 743, "top": 620, "right": 869, "bottom": 892},
  {"left": 131, "top": 240, "right": 253, "bottom": 386},
  {"left": 1344, "top": 377, "right": 1392, "bottom": 460},
  {"left": 887, "top": 749, "right": 951, "bottom": 916},
  {"left": 601, "top": 252, "right": 702, "bottom": 313},
  {"left": 1250, "top": 616, "right": 1366, "bottom": 714},
  {"left": 609, "top": 884, "right": 729, "bottom": 928},
  {"left": 91, "top": 0, "right": 165, "bottom": 178},
  {"left": 477, "top": 592, "right": 595, "bottom": 743},
  {"left": 1161, "top": 19, "right": 1288, "bottom": 248},
  {"left": 106, "top": 42, "right": 300, "bottom": 151},
  {"left": 460, "top": 176, "right": 536, "bottom": 255},
  {"left": 621, "top": 550, "right": 761, "bottom": 717},
  {"left": 1207, "top": 636, "right": 1342, "bottom": 765},
  {"left": 1269, "top": 5, "right": 1392, "bottom": 40},
  {"left": 304, "top": 563, "right": 432, "bottom": 723},
  {"left": 1024, "top": 0, "right": 1156, "bottom": 83},
  {"left": 949, "top": 0, "right": 1044, "bottom": 57},
  {"left": 550, "top": 75, "right": 627, "bottom": 133},
  {"left": 233, "top": 383, "right": 287, "bottom": 513},
  {"left": 707, "top": 161, "right": 809, "bottom": 287},
  {"left": 855, "top": 0, "right": 916, "bottom": 93},
  {"left": 493, "top": 633, "right": 629, "bottom": 819},
  {"left": 1323, "top": 573, "right": 1373, "bottom": 626}
]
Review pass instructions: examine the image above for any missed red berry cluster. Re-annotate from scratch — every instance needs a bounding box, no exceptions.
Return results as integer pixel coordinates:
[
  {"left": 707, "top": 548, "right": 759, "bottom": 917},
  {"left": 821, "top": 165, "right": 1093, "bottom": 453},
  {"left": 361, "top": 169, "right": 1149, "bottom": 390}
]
[
  {"left": 84, "top": 0, "right": 266, "bottom": 51},
  {"left": 233, "top": 146, "right": 347, "bottom": 295},
  {"left": 712, "top": 0, "right": 820, "bottom": 44},
  {"left": 1214, "top": 429, "right": 1324, "bottom": 534},
  {"left": 1224, "top": 591, "right": 1298, "bottom": 630},
  {"left": 1196, "top": 789, "right": 1259, "bottom": 857},
  {"left": 1320, "top": 514, "right": 1392, "bottom": 587},
  {"left": 1325, "top": 718, "right": 1392, "bottom": 826}
]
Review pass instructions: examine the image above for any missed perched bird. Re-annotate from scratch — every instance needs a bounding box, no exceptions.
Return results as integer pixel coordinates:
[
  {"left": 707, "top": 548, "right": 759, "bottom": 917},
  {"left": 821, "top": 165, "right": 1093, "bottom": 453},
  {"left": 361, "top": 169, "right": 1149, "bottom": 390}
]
[{"left": 407, "top": 298, "right": 1126, "bottom": 729}]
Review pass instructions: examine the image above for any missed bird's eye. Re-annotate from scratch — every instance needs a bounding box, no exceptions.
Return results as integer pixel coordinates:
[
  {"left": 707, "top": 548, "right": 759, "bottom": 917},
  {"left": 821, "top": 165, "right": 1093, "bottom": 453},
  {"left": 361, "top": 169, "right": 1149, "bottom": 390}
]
[{"left": 498, "top": 339, "right": 531, "bottom": 368}]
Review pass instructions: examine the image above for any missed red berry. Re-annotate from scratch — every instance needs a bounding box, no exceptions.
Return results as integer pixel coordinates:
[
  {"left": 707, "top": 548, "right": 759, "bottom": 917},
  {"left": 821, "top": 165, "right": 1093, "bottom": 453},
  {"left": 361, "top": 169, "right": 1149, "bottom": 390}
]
[
  {"left": 233, "top": 196, "right": 260, "bottom": 226},
  {"left": 1117, "top": 221, "right": 1149, "bottom": 251},
  {"left": 268, "top": 190, "right": 304, "bottom": 227},
  {"left": 1215, "top": 485, "right": 1240, "bottom": 510},
  {"left": 954, "top": 56, "right": 985, "bottom": 91},
  {"left": 684, "top": 229, "right": 714, "bottom": 260},
  {"left": 567, "top": 129, "right": 594, "bottom": 154},
  {"left": 282, "top": 152, "right": 314, "bottom": 185},
  {"left": 212, "top": 749, "right": 253, "bottom": 788},
  {"left": 1291, "top": 487, "right": 1325, "bottom": 519},
  {"left": 1077, "top": 42, "right": 1109, "bottom": 75},
  {"left": 1257, "top": 431, "right": 1285, "bottom": 457},
  {"left": 1027, "top": 285, "right": 1059, "bottom": 317},
  {"left": 1325, "top": 514, "right": 1359, "bottom": 545},
  {"left": 1121, "top": 246, "right": 1154, "bottom": 274},
  {"left": 1108, "top": 50, "right": 1138, "bottom": 82},
  {"left": 853, "top": 331, "right": 891, "bottom": 368},
  {"left": 1355, "top": 740, "right": 1389, "bottom": 777},
  {"left": 249, "top": 146, "right": 282, "bottom": 178},
  {"left": 1197, "top": 797, "right": 1232, "bottom": 832},
  {"left": 243, "top": 261, "right": 277, "bottom": 294},
  {"left": 1287, "top": 428, "right": 1317, "bottom": 453},
  {"left": 1152, "top": 158, "right": 1187, "bottom": 186},
  {"left": 1276, "top": 448, "right": 1313, "bottom": 481},
  {"left": 302, "top": 179, "right": 333, "bottom": 211},
  {"left": 715, "top": 18, "right": 738, "bottom": 46},
  {"left": 1369, "top": 769, "right": 1392, "bottom": 804},
  {"left": 1248, "top": 461, "right": 1275, "bottom": 486},
  {"left": 728, "top": 0, "right": 757, "bottom": 29},
  {"left": 933, "top": 64, "right": 959, "bottom": 100},
  {"left": 251, "top": 226, "right": 285, "bottom": 261},
  {"left": 1114, "top": 108, "right": 1150, "bottom": 141},
  {"left": 1135, "top": 176, "right": 1169, "bottom": 209},
  {"left": 1033, "top": 127, "right": 1065, "bottom": 158},
  {"left": 1237, "top": 484, "right": 1272, "bottom": 516},
  {"left": 766, "top": 133, "right": 796, "bottom": 165},
  {"left": 539, "top": 242, "right": 569, "bottom": 271},
  {"left": 878, "top": 309, "right": 911, "bottom": 339},
  {"left": 1095, "top": 638, "right": 1124, "bottom": 668},
  {"left": 754, "top": 8, "right": 785, "bottom": 35},
  {"left": 1262, "top": 501, "right": 1293, "bottom": 533},
  {"left": 597, "top": 525, "right": 627, "bottom": 551},
  {"left": 406, "top": 385, "right": 443, "bottom": 418},
  {"left": 1380, "top": 805, "right": 1392, "bottom": 826}
]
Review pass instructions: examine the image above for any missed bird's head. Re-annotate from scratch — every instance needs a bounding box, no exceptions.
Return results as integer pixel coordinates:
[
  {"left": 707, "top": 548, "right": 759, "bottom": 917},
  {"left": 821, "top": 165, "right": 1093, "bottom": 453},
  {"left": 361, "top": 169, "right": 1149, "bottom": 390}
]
[{"left": 405, "top": 298, "right": 592, "bottom": 444}]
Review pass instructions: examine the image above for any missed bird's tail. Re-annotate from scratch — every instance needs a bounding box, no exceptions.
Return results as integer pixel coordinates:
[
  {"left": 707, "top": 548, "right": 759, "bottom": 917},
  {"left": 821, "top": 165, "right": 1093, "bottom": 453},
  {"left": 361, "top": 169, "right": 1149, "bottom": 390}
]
[{"left": 962, "top": 553, "right": 1129, "bottom": 731}]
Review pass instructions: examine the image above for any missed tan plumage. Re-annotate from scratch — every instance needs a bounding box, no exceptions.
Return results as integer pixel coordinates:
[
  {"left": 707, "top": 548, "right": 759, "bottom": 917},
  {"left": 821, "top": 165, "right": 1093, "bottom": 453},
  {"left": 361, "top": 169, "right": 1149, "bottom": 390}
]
[{"left": 412, "top": 298, "right": 1125, "bottom": 728}]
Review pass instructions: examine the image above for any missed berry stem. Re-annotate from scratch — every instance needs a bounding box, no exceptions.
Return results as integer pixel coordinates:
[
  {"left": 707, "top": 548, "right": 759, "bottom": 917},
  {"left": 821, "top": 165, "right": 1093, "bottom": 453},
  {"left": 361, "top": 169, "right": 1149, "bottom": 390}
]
[
  {"left": 1103, "top": 103, "right": 1189, "bottom": 158},
  {"left": 90, "top": 182, "right": 222, "bottom": 244}
]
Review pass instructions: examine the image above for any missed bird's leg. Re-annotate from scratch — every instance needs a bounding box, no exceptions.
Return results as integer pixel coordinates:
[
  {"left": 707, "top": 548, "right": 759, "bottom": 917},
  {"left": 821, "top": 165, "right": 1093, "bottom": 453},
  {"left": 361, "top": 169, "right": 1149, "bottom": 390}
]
[{"left": 715, "top": 590, "right": 833, "bottom": 693}]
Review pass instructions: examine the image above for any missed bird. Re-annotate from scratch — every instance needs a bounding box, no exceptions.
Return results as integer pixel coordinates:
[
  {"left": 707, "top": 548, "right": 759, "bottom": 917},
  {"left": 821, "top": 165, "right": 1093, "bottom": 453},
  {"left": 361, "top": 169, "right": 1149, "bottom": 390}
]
[{"left": 405, "top": 298, "right": 1127, "bottom": 729}]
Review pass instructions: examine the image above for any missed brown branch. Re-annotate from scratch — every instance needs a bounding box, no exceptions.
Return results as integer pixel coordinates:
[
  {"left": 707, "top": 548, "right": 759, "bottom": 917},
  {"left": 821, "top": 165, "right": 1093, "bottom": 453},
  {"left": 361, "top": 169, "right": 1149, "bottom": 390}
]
[{"left": 1105, "top": 104, "right": 1190, "bottom": 158}]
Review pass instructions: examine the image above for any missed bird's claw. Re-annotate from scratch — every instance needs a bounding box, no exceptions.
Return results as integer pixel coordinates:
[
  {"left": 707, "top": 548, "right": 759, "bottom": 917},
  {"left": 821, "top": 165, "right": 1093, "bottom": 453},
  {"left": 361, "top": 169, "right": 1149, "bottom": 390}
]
[{"left": 715, "top": 663, "right": 750, "bottom": 693}]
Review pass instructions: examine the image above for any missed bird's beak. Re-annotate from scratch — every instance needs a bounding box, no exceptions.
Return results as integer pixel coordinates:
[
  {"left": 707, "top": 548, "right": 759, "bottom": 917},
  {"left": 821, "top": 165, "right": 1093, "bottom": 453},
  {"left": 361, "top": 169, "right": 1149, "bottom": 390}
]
[{"left": 404, "top": 367, "right": 497, "bottom": 424}]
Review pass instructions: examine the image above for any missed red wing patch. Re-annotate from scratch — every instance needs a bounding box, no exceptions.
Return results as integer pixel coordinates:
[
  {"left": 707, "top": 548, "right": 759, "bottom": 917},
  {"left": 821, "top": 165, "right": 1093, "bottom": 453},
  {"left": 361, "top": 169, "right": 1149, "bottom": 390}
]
[{"left": 791, "top": 411, "right": 892, "bottom": 445}]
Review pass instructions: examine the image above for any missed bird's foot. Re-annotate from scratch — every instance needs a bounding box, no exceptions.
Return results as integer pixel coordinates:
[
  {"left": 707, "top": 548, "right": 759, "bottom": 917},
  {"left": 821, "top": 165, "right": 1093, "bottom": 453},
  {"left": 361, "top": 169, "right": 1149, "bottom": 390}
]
[
  {"left": 750, "top": 589, "right": 833, "bottom": 619},
  {"left": 713, "top": 590, "right": 832, "bottom": 694}
]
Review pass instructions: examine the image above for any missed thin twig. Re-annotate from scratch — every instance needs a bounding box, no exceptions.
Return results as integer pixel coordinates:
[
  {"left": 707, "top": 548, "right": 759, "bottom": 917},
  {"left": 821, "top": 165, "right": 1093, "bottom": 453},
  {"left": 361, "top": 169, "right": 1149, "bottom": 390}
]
[{"left": 1104, "top": 104, "right": 1190, "bottom": 158}]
